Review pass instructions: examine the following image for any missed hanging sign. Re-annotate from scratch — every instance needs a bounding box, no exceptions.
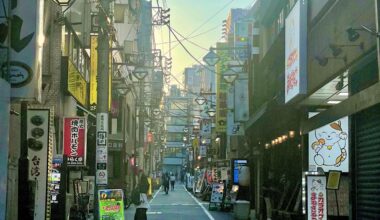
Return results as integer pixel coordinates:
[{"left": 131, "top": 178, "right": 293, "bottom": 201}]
[
  {"left": 63, "top": 117, "right": 87, "bottom": 166},
  {"left": 285, "top": 0, "right": 308, "bottom": 103}
]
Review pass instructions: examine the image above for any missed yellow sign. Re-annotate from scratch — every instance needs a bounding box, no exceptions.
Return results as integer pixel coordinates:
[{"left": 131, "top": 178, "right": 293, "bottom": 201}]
[
  {"left": 90, "top": 36, "right": 112, "bottom": 111},
  {"left": 109, "top": 40, "right": 112, "bottom": 110},
  {"left": 216, "top": 42, "right": 229, "bottom": 132},
  {"left": 68, "top": 60, "right": 87, "bottom": 106},
  {"left": 90, "top": 36, "right": 98, "bottom": 109},
  {"left": 327, "top": 170, "right": 341, "bottom": 190}
]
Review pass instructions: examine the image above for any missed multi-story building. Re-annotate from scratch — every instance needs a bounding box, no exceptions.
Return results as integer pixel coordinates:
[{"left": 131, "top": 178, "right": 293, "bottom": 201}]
[{"left": 244, "top": 0, "right": 380, "bottom": 219}]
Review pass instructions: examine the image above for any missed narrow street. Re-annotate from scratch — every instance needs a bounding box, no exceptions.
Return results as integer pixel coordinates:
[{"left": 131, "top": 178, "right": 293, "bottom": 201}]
[{"left": 125, "top": 184, "right": 233, "bottom": 220}]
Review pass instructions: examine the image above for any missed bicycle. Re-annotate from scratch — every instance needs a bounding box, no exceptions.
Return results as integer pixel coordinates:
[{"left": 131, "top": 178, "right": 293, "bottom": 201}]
[{"left": 123, "top": 190, "right": 132, "bottom": 209}]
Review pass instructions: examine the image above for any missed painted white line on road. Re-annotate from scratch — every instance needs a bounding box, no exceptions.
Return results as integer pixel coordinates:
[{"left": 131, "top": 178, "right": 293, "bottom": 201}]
[
  {"left": 184, "top": 186, "right": 215, "bottom": 220},
  {"left": 147, "top": 211, "right": 162, "bottom": 215},
  {"left": 150, "top": 186, "right": 161, "bottom": 203}
]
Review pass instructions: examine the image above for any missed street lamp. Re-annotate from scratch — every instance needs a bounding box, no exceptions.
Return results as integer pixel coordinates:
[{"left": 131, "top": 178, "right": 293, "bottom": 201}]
[
  {"left": 206, "top": 107, "right": 216, "bottom": 117},
  {"left": 53, "top": 0, "right": 73, "bottom": 6},
  {"left": 195, "top": 96, "right": 207, "bottom": 105},
  {"left": 133, "top": 66, "right": 149, "bottom": 80},
  {"left": 223, "top": 71, "right": 238, "bottom": 84},
  {"left": 203, "top": 49, "right": 220, "bottom": 66}
]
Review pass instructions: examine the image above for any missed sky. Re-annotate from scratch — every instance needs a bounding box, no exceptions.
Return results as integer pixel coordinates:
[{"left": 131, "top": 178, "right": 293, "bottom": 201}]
[{"left": 153, "top": 0, "right": 254, "bottom": 85}]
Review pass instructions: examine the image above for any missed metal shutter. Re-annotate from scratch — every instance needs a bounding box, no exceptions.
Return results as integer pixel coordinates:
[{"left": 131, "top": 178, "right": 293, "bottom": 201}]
[{"left": 355, "top": 104, "right": 380, "bottom": 219}]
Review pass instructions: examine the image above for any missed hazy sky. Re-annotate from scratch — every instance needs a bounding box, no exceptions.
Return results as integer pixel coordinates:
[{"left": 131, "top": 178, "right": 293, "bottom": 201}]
[{"left": 154, "top": 0, "right": 254, "bottom": 85}]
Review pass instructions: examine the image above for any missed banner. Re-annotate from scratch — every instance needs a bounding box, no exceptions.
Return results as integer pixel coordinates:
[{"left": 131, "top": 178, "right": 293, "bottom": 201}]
[
  {"left": 4, "top": 0, "right": 45, "bottom": 101},
  {"left": 285, "top": 0, "right": 307, "bottom": 103},
  {"left": 63, "top": 117, "right": 87, "bottom": 166},
  {"left": 98, "top": 189, "right": 124, "bottom": 220},
  {"left": 307, "top": 175, "right": 327, "bottom": 220},
  {"left": 27, "top": 107, "right": 53, "bottom": 219}
]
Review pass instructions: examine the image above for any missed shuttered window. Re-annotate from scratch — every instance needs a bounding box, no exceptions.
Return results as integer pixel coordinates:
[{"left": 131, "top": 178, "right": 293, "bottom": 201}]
[{"left": 354, "top": 104, "right": 380, "bottom": 219}]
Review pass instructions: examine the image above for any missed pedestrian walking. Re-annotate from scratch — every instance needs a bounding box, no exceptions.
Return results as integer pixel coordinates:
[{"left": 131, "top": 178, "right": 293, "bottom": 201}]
[
  {"left": 170, "top": 173, "right": 175, "bottom": 191},
  {"left": 134, "top": 170, "right": 150, "bottom": 220},
  {"left": 162, "top": 172, "right": 170, "bottom": 194}
]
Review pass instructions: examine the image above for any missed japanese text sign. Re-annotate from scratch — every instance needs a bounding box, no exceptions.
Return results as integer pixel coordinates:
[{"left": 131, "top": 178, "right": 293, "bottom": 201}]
[
  {"left": 307, "top": 175, "right": 327, "bottom": 220},
  {"left": 63, "top": 117, "right": 87, "bottom": 166}
]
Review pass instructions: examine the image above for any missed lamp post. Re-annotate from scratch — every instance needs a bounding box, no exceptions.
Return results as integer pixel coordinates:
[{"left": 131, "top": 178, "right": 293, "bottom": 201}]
[
  {"left": 53, "top": 0, "right": 73, "bottom": 6},
  {"left": 133, "top": 66, "right": 148, "bottom": 184}
]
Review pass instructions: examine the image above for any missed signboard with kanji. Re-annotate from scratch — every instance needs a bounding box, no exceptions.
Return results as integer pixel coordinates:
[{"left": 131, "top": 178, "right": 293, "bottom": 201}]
[
  {"left": 63, "top": 117, "right": 87, "bottom": 166},
  {"left": 307, "top": 175, "right": 327, "bottom": 220}
]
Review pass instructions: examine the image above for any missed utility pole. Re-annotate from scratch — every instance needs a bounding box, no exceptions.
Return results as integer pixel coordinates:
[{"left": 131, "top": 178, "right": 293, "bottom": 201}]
[
  {"left": 94, "top": 0, "right": 110, "bottom": 218},
  {"left": 138, "top": 79, "right": 145, "bottom": 173}
]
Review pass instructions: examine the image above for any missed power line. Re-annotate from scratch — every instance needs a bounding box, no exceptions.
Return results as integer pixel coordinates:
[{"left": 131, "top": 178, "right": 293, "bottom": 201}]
[{"left": 162, "top": 0, "right": 234, "bottom": 56}]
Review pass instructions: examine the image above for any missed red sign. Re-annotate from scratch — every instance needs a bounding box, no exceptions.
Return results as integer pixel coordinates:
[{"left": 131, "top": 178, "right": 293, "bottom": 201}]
[{"left": 63, "top": 117, "right": 87, "bottom": 166}]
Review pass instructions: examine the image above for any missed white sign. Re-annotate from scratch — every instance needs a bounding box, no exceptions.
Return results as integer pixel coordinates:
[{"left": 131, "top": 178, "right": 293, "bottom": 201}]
[
  {"left": 96, "top": 113, "right": 108, "bottom": 185},
  {"left": 285, "top": 0, "right": 307, "bottom": 103},
  {"left": 308, "top": 116, "right": 349, "bottom": 172},
  {"left": 96, "top": 170, "right": 108, "bottom": 185},
  {"left": 307, "top": 175, "right": 327, "bottom": 220},
  {"left": 5, "top": 0, "right": 45, "bottom": 101},
  {"left": 27, "top": 108, "right": 52, "bottom": 219},
  {"left": 199, "top": 145, "right": 207, "bottom": 157},
  {"left": 234, "top": 76, "right": 249, "bottom": 121}
]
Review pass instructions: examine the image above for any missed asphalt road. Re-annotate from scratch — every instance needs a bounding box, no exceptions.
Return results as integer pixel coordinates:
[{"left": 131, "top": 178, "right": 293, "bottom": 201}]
[{"left": 125, "top": 183, "right": 234, "bottom": 220}]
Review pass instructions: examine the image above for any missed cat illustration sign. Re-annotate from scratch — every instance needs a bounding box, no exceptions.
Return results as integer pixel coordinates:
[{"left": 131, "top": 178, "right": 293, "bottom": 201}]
[{"left": 308, "top": 116, "right": 349, "bottom": 172}]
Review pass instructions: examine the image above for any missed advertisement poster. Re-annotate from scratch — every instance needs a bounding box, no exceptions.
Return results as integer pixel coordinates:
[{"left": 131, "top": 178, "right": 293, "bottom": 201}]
[
  {"left": 285, "top": 0, "right": 307, "bottom": 103},
  {"left": 98, "top": 189, "right": 125, "bottom": 220},
  {"left": 63, "top": 117, "right": 87, "bottom": 166},
  {"left": 308, "top": 116, "right": 349, "bottom": 172},
  {"left": 307, "top": 175, "right": 327, "bottom": 220}
]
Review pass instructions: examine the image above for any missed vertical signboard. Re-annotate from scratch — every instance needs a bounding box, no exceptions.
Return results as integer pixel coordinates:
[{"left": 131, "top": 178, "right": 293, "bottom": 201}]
[
  {"left": 216, "top": 42, "right": 229, "bottom": 132},
  {"left": 27, "top": 108, "right": 53, "bottom": 220},
  {"left": 308, "top": 116, "right": 349, "bottom": 172},
  {"left": 63, "top": 117, "right": 87, "bottom": 166},
  {"left": 285, "top": 0, "right": 307, "bottom": 103},
  {"left": 98, "top": 189, "right": 125, "bottom": 219},
  {"left": 234, "top": 75, "right": 249, "bottom": 122},
  {"left": 90, "top": 36, "right": 98, "bottom": 112},
  {"left": 96, "top": 113, "right": 108, "bottom": 185},
  {"left": 0, "top": 79, "right": 10, "bottom": 220},
  {"left": 6, "top": 0, "right": 44, "bottom": 101},
  {"left": 307, "top": 175, "right": 327, "bottom": 220}
]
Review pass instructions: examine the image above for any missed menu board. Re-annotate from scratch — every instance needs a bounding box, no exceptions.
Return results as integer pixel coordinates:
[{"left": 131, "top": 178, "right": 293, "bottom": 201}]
[{"left": 210, "top": 183, "right": 224, "bottom": 204}]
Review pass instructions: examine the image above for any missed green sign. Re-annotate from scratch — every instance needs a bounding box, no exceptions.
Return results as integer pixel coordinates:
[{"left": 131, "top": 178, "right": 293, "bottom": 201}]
[{"left": 98, "top": 189, "right": 124, "bottom": 220}]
